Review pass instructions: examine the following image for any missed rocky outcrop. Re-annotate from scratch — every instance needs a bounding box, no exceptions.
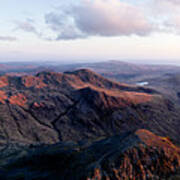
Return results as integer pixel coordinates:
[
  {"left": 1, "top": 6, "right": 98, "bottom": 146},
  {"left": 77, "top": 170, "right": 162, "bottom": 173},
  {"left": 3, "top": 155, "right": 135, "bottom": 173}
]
[{"left": 1, "top": 129, "right": 180, "bottom": 180}]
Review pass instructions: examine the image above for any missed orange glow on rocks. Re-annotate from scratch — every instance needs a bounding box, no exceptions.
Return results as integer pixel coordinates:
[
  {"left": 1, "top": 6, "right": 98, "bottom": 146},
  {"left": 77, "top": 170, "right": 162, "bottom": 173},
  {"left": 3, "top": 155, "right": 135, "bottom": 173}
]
[
  {"left": 0, "top": 90, "right": 7, "bottom": 104},
  {"left": 121, "top": 91, "right": 152, "bottom": 105},
  {"left": 0, "top": 76, "right": 9, "bottom": 88},
  {"left": 88, "top": 130, "right": 180, "bottom": 180},
  {"left": 87, "top": 169, "right": 102, "bottom": 180},
  {"left": 0, "top": 71, "right": 154, "bottom": 109},
  {"left": 80, "top": 86, "right": 153, "bottom": 109},
  {"left": 33, "top": 102, "right": 45, "bottom": 108},
  {"left": 9, "top": 93, "right": 27, "bottom": 107},
  {"left": 22, "top": 76, "right": 47, "bottom": 88},
  {"left": 136, "top": 129, "right": 180, "bottom": 154}
]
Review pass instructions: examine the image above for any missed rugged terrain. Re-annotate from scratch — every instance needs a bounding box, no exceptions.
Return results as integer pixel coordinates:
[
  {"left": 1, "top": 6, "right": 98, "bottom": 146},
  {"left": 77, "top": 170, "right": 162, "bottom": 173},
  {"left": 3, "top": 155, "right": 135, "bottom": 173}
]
[
  {"left": 140, "top": 73, "right": 180, "bottom": 105},
  {"left": 0, "top": 68, "right": 180, "bottom": 179},
  {"left": 1, "top": 129, "right": 180, "bottom": 180},
  {"left": 0, "top": 69, "right": 179, "bottom": 144}
]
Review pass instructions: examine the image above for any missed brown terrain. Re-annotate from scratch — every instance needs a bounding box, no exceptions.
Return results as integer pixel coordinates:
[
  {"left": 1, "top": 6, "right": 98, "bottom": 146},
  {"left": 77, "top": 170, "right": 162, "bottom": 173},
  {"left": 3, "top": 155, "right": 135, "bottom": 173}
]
[
  {"left": 0, "top": 69, "right": 178, "bottom": 144},
  {"left": 0, "top": 68, "right": 180, "bottom": 179},
  {"left": 1, "top": 129, "right": 180, "bottom": 179}
]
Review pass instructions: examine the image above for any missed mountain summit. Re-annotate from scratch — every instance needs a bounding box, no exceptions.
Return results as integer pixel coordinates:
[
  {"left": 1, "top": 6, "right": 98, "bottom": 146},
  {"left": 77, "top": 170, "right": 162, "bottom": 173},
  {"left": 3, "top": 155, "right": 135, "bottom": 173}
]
[
  {"left": 0, "top": 69, "right": 178, "bottom": 144},
  {"left": 0, "top": 69, "right": 180, "bottom": 179}
]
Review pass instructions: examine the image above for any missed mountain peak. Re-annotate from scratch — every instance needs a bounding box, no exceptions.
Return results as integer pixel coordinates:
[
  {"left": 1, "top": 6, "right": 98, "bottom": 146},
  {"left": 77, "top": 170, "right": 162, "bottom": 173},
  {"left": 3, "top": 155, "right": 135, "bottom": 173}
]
[{"left": 65, "top": 68, "right": 95, "bottom": 74}]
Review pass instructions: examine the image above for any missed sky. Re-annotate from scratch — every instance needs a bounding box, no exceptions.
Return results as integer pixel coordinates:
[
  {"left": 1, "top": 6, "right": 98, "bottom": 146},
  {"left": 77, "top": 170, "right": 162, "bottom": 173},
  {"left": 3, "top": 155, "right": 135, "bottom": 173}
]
[{"left": 1, "top": 0, "right": 180, "bottom": 64}]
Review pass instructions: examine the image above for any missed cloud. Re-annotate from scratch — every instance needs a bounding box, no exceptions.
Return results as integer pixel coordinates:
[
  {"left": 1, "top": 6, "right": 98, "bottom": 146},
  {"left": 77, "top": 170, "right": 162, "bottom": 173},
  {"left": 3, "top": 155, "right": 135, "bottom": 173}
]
[
  {"left": 154, "top": 0, "right": 180, "bottom": 9},
  {"left": 161, "top": 0, "right": 180, "bottom": 5},
  {"left": 13, "top": 0, "right": 180, "bottom": 41},
  {"left": 151, "top": 0, "right": 180, "bottom": 33},
  {"left": 45, "top": 0, "right": 154, "bottom": 40},
  {"left": 14, "top": 20, "right": 41, "bottom": 36},
  {"left": 164, "top": 16, "right": 180, "bottom": 34},
  {"left": 0, "top": 36, "right": 17, "bottom": 41},
  {"left": 45, "top": 12, "right": 85, "bottom": 40}
]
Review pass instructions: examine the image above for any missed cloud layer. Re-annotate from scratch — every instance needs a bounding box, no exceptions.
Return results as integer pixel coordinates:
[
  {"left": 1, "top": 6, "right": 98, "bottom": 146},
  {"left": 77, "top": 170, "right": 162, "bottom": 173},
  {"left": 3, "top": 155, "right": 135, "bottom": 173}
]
[
  {"left": 12, "top": 0, "right": 180, "bottom": 41},
  {"left": 14, "top": 20, "right": 41, "bottom": 37},
  {"left": 45, "top": 0, "right": 154, "bottom": 40}
]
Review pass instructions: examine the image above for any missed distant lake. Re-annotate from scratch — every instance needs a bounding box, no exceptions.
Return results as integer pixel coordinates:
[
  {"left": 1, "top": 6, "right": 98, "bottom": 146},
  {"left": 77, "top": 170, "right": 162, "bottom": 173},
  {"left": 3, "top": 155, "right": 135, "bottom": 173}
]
[{"left": 136, "top": 82, "right": 149, "bottom": 86}]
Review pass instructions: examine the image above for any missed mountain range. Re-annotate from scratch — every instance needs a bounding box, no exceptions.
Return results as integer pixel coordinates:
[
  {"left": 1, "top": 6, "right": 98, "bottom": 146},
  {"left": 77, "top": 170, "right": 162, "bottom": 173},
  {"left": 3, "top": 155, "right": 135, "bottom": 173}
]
[{"left": 0, "top": 66, "right": 180, "bottom": 179}]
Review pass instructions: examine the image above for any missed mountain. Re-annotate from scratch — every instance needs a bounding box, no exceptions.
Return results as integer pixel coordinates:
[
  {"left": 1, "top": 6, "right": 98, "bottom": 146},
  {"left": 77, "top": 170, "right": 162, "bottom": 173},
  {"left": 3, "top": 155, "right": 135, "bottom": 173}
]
[
  {"left": 46, "top": 60, "right": 180, "bottom": 84},
  {"left": 0, "top": 129, "right": 180, "bottom": 180},
  {"left": 2, "top": 61, "right": 180, "bottom": 104},
  {"left": 50, "top": 60, "right": 180, "bottom": 106},
  {"left": 0, "top": 62, "right": 49, "bottom": 75},
  {"left": 1, "top": 61, "right": 180, "bottom": 81},
  {"left": 143, "top": 73, "right": 180, "bottom": 105},
  {"left": 0, "top": 69, "right": 179, "bottom": 145},
  {"left": 2, "top": 60, "right": 180, "bottom": 107},
  {"left": 0, "top": 69, "right": 180, "bottom": 179}
]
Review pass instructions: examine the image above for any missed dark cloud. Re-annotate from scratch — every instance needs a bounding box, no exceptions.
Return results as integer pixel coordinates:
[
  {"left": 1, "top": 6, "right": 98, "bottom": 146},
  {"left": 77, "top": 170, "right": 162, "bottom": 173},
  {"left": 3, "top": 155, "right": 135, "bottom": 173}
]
[{"left": 45, "top": 0, "right": 154, "bottom": 40}]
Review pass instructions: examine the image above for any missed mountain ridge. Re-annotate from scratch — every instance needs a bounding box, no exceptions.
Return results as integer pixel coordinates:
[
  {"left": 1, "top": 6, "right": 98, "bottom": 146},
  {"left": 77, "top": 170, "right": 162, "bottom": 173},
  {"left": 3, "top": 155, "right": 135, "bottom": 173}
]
[
  {"left": 0, "top": 69, "right": 180, "bottom": 179},
  {"left": 1, "top": 129, "right": 180, "bottom": 180},
  {"left": 0, "top": 69, "right": 178, "bottom": 145}
]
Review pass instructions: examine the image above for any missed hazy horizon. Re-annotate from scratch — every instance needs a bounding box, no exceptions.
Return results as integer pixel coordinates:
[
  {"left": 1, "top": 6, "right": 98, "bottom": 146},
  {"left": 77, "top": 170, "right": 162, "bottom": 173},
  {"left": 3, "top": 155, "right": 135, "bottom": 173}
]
[{"left": 1, "top": 59, "right": 180, "bottom": 67}]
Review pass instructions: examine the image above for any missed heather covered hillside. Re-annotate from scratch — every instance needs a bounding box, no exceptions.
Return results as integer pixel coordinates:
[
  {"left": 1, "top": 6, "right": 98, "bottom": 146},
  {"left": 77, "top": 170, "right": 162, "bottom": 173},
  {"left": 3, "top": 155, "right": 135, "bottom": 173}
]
[
  {"left": 0, "top": 69, "right": 179, "bottom": 145},
  {"left": 1, "top": 129, "right": 180, "bottom": 180},
  {"left": 0, "top": 69, "right": 179, "bottom": 179}
]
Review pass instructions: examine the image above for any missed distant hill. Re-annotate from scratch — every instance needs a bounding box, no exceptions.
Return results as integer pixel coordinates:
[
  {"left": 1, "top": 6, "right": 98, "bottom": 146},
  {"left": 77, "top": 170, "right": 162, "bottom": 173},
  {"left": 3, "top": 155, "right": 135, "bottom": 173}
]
[
  {"left": 2, "top": 61, "right": 180, "bottom": 81},
  {"left": 49, "top": 60, "right": 180, "bottom": 83}
]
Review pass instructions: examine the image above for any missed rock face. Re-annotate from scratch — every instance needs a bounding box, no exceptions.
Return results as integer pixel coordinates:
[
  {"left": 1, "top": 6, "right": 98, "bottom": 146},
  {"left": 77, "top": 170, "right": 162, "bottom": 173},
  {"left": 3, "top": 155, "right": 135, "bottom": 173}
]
[
  {"left": 0, "top": 69, "right": 179, "bottom": 145},
  {"left": 1, "top": 129, "right": 180, "bottom": 180},
  {"left": 0, "top": 69, "right": 180, "bottom": 179},
  {"left": 86, "top": 129, "right": 180, "bottom": 180}
]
